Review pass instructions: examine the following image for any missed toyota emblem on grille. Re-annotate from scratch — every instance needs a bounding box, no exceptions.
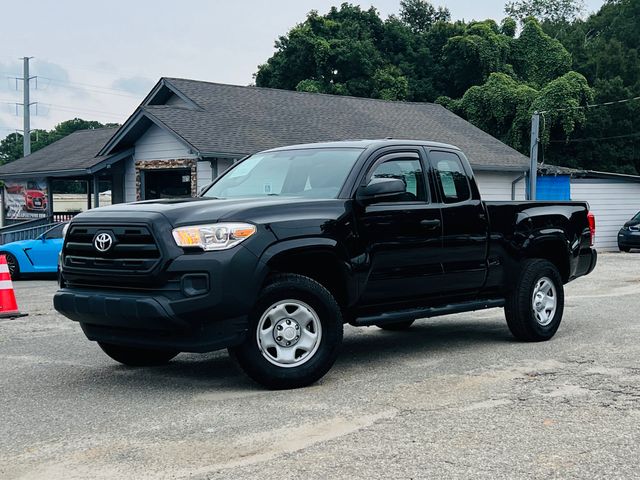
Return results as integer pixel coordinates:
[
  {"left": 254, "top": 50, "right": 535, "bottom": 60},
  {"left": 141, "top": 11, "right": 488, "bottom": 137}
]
[{"left": 94, "top": 233, "right": 113, "bottom": 252}]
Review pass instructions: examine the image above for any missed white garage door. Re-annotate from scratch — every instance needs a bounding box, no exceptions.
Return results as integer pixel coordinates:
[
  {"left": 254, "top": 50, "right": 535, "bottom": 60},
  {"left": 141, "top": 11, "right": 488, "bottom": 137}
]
[{"left": 571, "top": 178, "right": 640, "bottom": 251}]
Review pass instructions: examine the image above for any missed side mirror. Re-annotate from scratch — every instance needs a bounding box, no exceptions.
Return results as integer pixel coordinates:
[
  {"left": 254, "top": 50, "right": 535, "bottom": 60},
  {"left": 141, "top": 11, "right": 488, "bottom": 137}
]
[{"left": 356, "top": 177, "right": 407, "bottom": 205}]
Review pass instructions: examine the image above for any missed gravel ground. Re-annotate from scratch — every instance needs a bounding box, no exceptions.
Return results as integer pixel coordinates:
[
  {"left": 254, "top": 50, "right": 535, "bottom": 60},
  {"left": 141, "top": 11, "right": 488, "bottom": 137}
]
[{"left": 1, "top": 252, "right": 639, "bottom": 479}]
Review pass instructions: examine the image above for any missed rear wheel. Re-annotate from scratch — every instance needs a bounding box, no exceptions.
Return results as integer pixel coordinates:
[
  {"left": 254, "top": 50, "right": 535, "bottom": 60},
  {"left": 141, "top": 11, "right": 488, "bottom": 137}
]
[
  {"left": 98, "top": 343, "right": 178, "bottom": 366},
  {"left": 1, "top": 252, "right": 20, "bottom": 280},
  {"left": 505, "top": 259, "right": 564, "bottom": 342},
  {"left": 230, "top": 274, "right": 343, "bottom": 389},
  {"left": 376, "top": 320, "right": 415, "bottom": 331}
]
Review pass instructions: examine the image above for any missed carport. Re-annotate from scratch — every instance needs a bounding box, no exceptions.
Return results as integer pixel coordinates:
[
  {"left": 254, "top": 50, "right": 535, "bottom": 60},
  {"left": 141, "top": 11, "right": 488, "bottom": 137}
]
[{"left": 0, "top": 127, "right": 129, "bottom": 242}]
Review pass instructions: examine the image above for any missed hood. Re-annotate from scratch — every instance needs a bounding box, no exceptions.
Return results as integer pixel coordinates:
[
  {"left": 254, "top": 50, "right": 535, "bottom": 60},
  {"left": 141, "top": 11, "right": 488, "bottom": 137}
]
[
  {"left": 25, "top": 190, "right": 45, "bottom": 197},
  {"left": 74, "top": 196, "right": 344, "bottom": 226},
  {"left": 3, "top": 238, "right": 41, "bottom": 249}
]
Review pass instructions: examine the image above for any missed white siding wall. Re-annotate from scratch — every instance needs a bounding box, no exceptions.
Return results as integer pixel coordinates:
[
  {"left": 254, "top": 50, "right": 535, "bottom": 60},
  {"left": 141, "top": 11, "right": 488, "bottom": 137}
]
[
  {"left": 475, "top": 171, "right": 527, "bottom": 201},
  {"left": 197, "top": 160, "right": 213, "bottom": 191},
  {"left": 135, "top": 124, "right": 196, "bottom": 161},
  {"left": 124, "top": 158, "right": 136, "bottom": 202},
  {"left": 571, "top": 179, "right": 640, "bottom": 251},
  {"left": 123, "top": 124, "right": 198, "bottom": 202},
  {"left": 216, "top": 158, "right": 235, "bottom": 178}
]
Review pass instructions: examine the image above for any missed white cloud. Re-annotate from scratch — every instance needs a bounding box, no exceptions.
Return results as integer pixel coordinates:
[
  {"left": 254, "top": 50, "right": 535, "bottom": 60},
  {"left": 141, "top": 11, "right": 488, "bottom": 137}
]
[
  {"left": 0, "top": 0, "right": 606, "bottom": 135},
  {"left": 112, "top": 76, "right": 155, "bottom": 95}
]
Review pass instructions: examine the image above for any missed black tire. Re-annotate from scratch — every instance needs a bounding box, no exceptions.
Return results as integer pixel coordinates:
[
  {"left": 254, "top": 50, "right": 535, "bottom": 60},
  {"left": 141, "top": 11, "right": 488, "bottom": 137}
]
[
  {"left": 376, "top": 320, "right": 415, "bottom": 331},
  {"left": 1, "top": 252, "right": 20, "bottom": 280},
  {"left": 619, "top": 245, "right": 631, "bottom": 252},
  {"left": 505, "top": 259, "right": 564, "bottom": 342},
  {"left": 98, "top": 342, "right": 178, "bottom": 366},
  {"left": 229, "top": 274, "right": 343, "bottom": 390}
]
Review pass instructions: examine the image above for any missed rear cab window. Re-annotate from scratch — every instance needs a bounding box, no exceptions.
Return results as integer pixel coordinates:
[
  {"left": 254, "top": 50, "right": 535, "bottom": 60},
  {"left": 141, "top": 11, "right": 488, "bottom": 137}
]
[{"left": 429, "top": 150, "right": 471, "bottom": 203}]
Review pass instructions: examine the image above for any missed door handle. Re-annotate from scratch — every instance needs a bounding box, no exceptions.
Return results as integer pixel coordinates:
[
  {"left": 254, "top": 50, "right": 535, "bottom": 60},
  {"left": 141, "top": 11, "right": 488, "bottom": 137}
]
[{"left": 420, "top": 219, "right": 441, "bottom": 229}]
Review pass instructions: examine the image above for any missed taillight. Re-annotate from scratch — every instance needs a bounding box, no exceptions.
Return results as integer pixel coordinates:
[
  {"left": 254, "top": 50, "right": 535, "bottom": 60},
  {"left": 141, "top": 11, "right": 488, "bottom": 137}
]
[{"left": 587, "top": 211, "right": 596, "bottom": 246}]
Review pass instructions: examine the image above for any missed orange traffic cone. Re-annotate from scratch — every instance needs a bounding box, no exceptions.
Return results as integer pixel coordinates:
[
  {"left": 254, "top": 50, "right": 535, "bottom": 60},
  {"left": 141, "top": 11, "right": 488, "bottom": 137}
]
[{"left": 0, "top": 255, "right": 27, "bottom": 319}]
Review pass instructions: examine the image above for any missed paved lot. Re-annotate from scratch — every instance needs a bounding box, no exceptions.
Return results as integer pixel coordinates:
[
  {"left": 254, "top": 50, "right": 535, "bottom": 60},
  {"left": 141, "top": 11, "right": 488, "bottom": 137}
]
[{"left": 1, "top": 253, "right": 639, "bottom": 479}]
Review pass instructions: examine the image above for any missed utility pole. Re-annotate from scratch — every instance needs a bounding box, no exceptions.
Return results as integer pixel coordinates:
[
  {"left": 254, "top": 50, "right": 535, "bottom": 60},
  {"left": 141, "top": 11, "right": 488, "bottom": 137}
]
[
  {"left": 14, "top": 57, "right": 36, "bottom": 156},
  {"left": 529, "top": 112, "right": 540, "bottom": 201},
  {"left": 22, "top": 57, "right": 33, "bottom": 156}
]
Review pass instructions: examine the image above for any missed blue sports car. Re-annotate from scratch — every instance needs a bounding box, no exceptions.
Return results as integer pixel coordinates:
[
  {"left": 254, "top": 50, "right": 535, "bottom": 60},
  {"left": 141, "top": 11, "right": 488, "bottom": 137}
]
[{"left": 0, "top": 223, "right": 66, "bottom": 279}]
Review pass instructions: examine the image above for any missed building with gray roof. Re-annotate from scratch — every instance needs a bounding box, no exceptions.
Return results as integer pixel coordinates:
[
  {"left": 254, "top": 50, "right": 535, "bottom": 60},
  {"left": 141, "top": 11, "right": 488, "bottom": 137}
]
[{"left": 0, "top": 76, "right": 532, "bottom": 224}]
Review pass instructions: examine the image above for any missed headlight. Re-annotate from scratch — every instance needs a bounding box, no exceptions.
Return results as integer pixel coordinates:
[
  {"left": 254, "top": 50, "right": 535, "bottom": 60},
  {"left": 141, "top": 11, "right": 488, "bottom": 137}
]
[{"left": 172, "top": 223, "right": 256, "bottom": 251}]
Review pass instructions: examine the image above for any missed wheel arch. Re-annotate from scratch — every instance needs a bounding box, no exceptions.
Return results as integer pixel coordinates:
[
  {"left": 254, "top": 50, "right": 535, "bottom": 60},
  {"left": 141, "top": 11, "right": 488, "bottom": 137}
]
[
  {"left": 0, "top": 248, "right": 25, "bottom": 277},
  {"left": 260, "top": 239, "right": 355, "bottom": 309},
  {"left": 521, "top": 235, "right": 571, "bottom": 283}
]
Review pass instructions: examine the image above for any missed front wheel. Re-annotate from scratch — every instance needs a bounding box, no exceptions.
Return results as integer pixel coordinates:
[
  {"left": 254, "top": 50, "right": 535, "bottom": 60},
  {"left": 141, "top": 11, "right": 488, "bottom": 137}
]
[
  {"left": 504, "top": 259, "right": 564, "bottom": 342},
  {"left": 229, "top": 274, "right": 343, "bottom": 389},
  {"left": 1, "top": 252, "right": 20, "bottom": 280},
  {"left": 619, "top": 245, "right": 631, "bottom": 253},
  {"left": 98, "top": 343, "right": 178, "bottom": 366}
]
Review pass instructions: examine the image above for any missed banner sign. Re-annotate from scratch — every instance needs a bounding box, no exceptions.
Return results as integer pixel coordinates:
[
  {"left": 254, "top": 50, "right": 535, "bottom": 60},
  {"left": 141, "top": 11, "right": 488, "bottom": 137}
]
[{"left": 4, "top": 179, "right": 48, "bottom": 220}]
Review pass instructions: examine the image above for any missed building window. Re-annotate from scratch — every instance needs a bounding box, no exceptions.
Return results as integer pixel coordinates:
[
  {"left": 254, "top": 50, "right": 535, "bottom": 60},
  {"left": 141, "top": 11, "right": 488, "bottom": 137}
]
[{"left": 135, "top": 159, "right": 197, "bottom": 200}]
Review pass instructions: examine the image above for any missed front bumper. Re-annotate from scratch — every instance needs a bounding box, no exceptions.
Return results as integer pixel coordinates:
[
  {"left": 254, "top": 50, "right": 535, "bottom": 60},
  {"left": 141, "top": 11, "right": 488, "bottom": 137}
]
[
  {"left": 54, "top": 288, "right": 249, "bottom": 352},
  {"left": 54, "top": 245, "right": 269, "bottom": 353},
  {"left": 618, "top": 230, "right": 640, "bottom": 248}
]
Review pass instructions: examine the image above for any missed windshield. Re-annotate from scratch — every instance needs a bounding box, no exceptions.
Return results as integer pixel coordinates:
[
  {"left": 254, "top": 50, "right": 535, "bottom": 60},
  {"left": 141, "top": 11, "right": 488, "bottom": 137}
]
[
  {"left": 203, "top": 148, "right": 362, "bottom": 199},
  {"left": 632, "top": 212, "right": 640, "bottom": 222}
]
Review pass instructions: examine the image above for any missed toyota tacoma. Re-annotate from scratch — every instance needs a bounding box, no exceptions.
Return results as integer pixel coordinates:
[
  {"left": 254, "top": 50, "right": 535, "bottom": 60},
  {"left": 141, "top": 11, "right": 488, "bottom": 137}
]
[{"left": 54, "top": 140, "right": 597, "bottom": 389}]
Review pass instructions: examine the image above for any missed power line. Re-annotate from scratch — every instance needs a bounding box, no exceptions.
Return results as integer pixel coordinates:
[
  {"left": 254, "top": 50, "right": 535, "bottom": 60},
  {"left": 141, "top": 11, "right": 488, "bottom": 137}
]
[
  {"left": 38, "top": 76, "right": 141, "bottom": 98},
  {"left": 38, "top": 58, "right": 156, "bottom": 81},
  {"left": 540, "top": 95, "right": 640, "bottom": 114},
  {"left": 548, "top": 131, "right": 640, "bottom": 143},
  {"left": 39, "top": 103, "right": 124, "bottom": 120}
]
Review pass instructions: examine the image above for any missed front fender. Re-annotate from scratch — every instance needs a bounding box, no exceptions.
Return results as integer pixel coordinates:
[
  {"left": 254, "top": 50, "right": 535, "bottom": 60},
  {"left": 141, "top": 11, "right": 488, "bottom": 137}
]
[
  {"left": 0, "top": 245, "right": 35, "bottom": 273},
  {"left": 257, "top": 237, "right": 358, "bottom": 307},
  {"left": 259, "top": 237, "right": 339, "bottom": 265}
]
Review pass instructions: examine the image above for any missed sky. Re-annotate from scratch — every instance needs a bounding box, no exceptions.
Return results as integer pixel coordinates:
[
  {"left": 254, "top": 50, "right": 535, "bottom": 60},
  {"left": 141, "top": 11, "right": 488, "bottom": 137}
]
[{"left": 0, "top": 0, "right": 606, "bottom": 135}]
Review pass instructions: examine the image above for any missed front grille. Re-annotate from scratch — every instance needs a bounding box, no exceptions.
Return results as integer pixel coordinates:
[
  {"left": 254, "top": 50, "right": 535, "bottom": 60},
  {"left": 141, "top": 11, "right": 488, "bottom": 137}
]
[{"left": 64, "top": 224, "right": 161, "bottom": 274}]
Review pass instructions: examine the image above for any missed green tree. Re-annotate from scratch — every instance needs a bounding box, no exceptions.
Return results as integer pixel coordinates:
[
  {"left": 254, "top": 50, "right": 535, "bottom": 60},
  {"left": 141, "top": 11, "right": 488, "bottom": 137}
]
[
  {"left": 438, "top": 73, "right": 538, "bottom": 150},
  {"left": 531, "top": 70, "right": 594, "bottom": 144},
  {"left": 255, "top": 4, "right": 386, "bottom": 98},
  {"left": 0, "top": 134, "right": 24, "bottom": 164},
  {"left": 255, "top": 2, "right": 463, "bottom": 102},
  {"left": 254, "top": 1, "right": 639, "bottom": 173},
  {"left": 442, "top": 20, "right": 512, "bottom": 97},
  {"left": 510, "top": 19, "right": 572, "bottom": 87},
  {"left": 372, "top": 65, "right": 409, "bottom": 100},
  {"left": 505, "top": 0, "right": 585, "bottom": 23},
  {"left": 0, "top": 118, "right": 117, "bottom": 165},
  {"left": 540, "top": 0, "right": 640, "bottom": 173},
  {"left": 399, "top": 0, "right": 450, "bottom": 33},
  {"left": 501, "top": 17, "right": 518, "bottom": 37},
  {"left": 438, "top": 71, "right": 592, "bottom": 152}
]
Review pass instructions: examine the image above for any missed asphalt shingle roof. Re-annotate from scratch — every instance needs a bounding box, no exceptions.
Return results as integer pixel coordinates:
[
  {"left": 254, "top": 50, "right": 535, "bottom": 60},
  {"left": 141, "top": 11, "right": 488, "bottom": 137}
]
[
  {"left": 0, "top": 127, "right": 118, "bottom": 176},
  {"left": 1, "top": 78, "right": 530, "bottom": 178},
  {"left": 152, "top": 78, "right": 529, "bottom": 169}
]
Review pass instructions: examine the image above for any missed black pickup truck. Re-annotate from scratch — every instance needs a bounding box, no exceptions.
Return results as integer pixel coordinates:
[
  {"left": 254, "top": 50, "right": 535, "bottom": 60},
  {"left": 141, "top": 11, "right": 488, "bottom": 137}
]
[{"left": 54, "top": 140, "right": 597, "bottom": 389}]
